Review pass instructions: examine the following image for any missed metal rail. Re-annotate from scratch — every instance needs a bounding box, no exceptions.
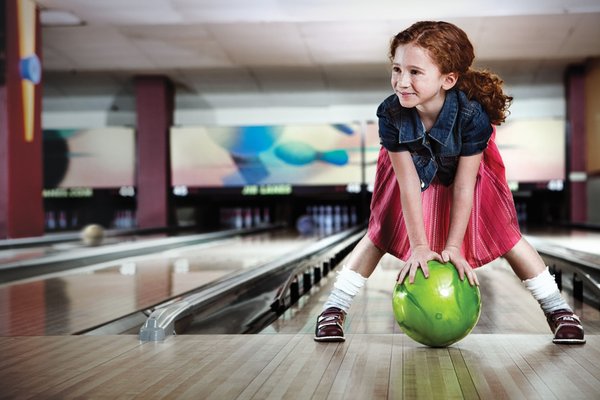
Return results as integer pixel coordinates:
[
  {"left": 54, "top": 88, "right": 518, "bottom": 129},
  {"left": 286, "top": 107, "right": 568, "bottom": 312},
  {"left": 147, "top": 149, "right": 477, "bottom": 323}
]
[
  {"left": 525, "top": 235, "right": 600, "bottom": 305},
  {"left": 139, "top": 226, "right": 366, "bottom": 341},
  {"left": 269, "top": 229, "right": 364, "bottom": 313}
]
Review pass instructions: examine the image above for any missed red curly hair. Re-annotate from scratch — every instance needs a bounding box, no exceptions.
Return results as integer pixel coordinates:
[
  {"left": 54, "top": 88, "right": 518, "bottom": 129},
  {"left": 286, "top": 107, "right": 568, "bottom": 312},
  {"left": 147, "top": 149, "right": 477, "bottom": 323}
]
[{"left": 390, "top": 21, "right": 512, "bottom": 125}]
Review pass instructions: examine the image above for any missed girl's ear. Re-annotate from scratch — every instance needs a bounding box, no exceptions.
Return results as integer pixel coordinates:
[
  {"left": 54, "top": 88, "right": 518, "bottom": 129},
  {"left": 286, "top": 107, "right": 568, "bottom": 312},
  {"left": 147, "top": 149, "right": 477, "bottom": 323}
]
[{"left": 442, "top": 72, "right": 458, "bottom": 90}]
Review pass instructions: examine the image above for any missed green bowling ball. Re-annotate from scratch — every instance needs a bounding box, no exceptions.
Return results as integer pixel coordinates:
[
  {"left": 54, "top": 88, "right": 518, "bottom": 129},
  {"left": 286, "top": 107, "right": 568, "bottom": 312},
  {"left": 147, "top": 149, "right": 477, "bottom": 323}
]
[{"left": 392, "top": 260, "right": 481, "bottom": 347}]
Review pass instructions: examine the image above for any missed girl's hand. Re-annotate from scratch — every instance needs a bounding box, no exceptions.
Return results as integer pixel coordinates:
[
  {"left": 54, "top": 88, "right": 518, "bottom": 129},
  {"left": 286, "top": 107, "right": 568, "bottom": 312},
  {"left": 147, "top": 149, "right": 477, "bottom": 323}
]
[
  {"left": 441, "top": 246, "right": 479, "bottom": 286},
  {"left": 397, "top": 245, "right": 443, "bottom": 284}
]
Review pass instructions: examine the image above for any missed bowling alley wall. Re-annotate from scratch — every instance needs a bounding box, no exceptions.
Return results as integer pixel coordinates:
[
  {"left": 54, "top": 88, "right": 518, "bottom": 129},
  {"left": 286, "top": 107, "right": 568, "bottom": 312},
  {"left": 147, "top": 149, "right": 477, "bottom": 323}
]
[
  {"left": 41, "top": 118, "right": 566, "bottom": 232},
  {"left": 40, "top": 61, "right": 600, "bottom": 231},
  {"left": 585, "top": 59, "right": 600, "bottom": 223}
]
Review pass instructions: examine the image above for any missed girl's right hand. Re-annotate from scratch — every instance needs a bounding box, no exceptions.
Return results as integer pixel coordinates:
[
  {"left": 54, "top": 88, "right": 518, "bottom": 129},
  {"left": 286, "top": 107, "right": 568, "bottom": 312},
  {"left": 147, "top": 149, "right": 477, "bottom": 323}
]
[
  {"left": 441, "top": 246, "right": 479, "bottom": 286},
  {"left": 397, "top": 245, "right": 443, "bottom": 284}
]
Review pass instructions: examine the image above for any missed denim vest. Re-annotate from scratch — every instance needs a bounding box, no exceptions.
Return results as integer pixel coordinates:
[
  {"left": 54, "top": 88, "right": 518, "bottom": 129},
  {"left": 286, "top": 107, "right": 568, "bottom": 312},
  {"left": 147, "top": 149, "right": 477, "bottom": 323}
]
[{"left": 376, "top": 89, "right": 493, "bottom": 191}]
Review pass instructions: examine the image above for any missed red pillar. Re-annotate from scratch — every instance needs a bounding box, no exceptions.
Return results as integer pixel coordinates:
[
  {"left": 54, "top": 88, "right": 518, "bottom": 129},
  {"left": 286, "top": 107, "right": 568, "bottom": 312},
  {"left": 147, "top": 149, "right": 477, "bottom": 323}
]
[
  {"left": 0, "top": 0, "right": 44, "bottom": 238},
  {"left": 565, "top": 66, "right": 587, "bottom": 223},
  {"left": 135, "top": 76, "right": 174, "bottom": 229}
]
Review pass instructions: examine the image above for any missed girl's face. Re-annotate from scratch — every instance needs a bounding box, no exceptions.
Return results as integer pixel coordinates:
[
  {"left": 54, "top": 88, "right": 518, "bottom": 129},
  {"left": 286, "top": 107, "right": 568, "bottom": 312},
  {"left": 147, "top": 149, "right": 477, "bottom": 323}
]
[{"left": 391, "top": 43, "right": 456, "bottom": 117}]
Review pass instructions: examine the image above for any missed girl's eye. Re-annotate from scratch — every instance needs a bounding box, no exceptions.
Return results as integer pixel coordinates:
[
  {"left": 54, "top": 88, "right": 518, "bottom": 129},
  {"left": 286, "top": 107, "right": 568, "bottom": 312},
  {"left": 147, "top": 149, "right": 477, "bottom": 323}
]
[
  {"left": 411, "top": 69, "right": 420, "bottom": 75},
  {"left": 392, "top": 67, "right": 401, "bottom": 73}
]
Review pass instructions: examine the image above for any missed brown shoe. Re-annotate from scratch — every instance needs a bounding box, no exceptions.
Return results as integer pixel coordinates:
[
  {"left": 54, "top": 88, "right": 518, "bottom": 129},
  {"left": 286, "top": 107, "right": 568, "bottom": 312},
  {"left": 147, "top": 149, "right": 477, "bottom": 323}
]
[
  {"left": 314, "top": 307, "right": 346, "bottom": 342},
  {"left": 546, "top": 309, "right": 586, "bottom": 344}
]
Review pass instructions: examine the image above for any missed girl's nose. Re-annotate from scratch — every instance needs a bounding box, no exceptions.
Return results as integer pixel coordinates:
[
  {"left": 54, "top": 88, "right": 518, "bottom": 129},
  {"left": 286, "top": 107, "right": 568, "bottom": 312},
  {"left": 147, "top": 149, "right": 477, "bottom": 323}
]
[{"left": 396, "top": 72, "right": 410, "bottom": 88}]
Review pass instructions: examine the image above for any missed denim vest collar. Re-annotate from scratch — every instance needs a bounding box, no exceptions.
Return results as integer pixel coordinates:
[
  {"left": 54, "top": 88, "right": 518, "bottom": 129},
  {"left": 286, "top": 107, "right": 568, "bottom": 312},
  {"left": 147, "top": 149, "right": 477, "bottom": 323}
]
[{"left": 397, "top": 89, "right": 459, "bottom": 147}]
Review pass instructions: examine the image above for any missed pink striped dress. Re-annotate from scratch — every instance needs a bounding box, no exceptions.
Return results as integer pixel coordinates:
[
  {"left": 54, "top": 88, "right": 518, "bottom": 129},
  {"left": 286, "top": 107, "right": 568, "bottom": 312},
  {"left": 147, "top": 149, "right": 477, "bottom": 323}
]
[{"left": 367, "top": 128, "right": 522, "bottom": 268}]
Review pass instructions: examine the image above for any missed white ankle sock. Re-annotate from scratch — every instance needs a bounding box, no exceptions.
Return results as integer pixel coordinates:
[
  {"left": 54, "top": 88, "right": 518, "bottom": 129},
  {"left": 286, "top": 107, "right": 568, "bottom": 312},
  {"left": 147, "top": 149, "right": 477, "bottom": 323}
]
[
  {"left": 523, "top": 267, "right": 571, "bottom": 314},
  {"left": 323, "top": 266, "right": 367, "bottom": 313}
]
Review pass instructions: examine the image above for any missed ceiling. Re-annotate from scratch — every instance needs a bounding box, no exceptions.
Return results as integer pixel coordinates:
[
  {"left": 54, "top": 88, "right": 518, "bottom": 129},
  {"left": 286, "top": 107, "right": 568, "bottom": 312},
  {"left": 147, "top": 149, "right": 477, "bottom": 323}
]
[{"left": 36, "top": 0, "right": 600, "bottom": 107}]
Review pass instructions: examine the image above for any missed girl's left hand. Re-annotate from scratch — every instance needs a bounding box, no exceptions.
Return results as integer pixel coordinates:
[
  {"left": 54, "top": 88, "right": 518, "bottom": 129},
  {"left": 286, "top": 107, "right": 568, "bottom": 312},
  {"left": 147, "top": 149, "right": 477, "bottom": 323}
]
[{"left": 441, "top": 246, "right": 479, "bottom": 286}]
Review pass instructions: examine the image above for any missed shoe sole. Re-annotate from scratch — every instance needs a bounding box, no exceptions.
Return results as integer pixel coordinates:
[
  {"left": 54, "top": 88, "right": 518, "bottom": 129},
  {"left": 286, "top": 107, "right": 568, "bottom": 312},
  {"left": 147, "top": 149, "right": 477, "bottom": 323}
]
[
  {"left": 314, "top": 336, "right": 345, "bottom": 342},
  {"left": 553, "top": 338, "right": 586, "bottom": 344}
]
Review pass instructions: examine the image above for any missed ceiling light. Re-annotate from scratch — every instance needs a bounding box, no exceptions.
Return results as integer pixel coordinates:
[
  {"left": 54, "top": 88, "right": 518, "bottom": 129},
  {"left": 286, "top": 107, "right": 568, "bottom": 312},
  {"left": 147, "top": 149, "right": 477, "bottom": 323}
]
[{"left": 40, "top": 9, "right": 84, "bottom": 26}]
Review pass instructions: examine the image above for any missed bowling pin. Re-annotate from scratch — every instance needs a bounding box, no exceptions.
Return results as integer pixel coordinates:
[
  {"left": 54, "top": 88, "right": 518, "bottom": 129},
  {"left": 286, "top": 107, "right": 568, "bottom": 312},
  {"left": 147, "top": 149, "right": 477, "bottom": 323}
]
[
  {"left": 234, "top": 208, "right": 243, "bottom": 229},
  {"left": 334, "top": 205, "right": 342, "bottom": 231}
]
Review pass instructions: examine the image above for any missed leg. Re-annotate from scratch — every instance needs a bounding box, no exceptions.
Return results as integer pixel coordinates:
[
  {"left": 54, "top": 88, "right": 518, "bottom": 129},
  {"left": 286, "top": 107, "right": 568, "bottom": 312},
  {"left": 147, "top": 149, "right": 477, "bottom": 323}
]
[
  {"left": 503, "top": 237, "right": 585, "bottom": 344},
  {"left": 503, "top": 237, "right": 546, "bottom": 280},
  {"left": 343, "top": 234, "right": 386, "bottom": 278},
  {"left": 314, "top": 235, "right": 385, "bottom": 342}
]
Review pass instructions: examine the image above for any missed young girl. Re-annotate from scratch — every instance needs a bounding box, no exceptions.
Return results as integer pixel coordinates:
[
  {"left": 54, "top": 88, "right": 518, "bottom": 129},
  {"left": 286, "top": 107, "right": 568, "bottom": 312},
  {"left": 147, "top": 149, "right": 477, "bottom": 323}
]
[{"left": 315, "top": 21, "right": 585, "bottom": 345}]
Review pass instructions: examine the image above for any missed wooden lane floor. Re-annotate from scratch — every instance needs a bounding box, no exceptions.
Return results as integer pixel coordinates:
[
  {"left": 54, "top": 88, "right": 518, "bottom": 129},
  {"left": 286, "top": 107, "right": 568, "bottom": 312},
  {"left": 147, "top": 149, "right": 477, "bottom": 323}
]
[
  {"left": 1, "top": 333, "right": 599, "bottom": 399},
  {"left": 1, "top": 256, "right": 599, "bottom": 399}
]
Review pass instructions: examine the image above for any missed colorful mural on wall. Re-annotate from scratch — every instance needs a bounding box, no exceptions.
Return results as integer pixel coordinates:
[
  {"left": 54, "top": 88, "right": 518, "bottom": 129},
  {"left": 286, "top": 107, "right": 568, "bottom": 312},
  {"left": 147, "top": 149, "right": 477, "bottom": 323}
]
[
  {"left": 43, "top": 128, "right": 135, "bottom": 188},
  {"left": 41, "top": 119, "right": 565, "bottom": 189},
  {"left": 170, "top": 124, "right": 363, "bottom": 187}
]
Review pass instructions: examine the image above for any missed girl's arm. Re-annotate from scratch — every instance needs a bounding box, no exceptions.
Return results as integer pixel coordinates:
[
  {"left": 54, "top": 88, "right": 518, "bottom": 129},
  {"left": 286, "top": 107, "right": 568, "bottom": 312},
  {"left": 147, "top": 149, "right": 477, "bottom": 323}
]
[
  {"left": 442, "top": 152, "right": 483, "bottom": 286},
  {"left": 388, "top": 150, "right": 443, "bottom": 284}
]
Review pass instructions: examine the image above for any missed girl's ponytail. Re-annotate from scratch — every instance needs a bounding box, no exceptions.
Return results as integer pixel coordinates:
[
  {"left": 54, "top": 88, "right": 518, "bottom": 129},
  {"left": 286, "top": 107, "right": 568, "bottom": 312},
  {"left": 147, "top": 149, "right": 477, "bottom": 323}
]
[{"left": 456, "top": 69, "right": 512, "bottom": 126}]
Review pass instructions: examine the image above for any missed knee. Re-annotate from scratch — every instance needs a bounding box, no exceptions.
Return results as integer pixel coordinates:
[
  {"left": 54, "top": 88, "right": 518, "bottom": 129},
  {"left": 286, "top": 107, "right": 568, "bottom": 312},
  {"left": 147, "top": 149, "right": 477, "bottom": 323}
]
[
  {"left": 503, "top": 237, "right": 526, "bottom": 263},
  {"left": 359, "top": 234, "right": 385, "bottom": 256}
]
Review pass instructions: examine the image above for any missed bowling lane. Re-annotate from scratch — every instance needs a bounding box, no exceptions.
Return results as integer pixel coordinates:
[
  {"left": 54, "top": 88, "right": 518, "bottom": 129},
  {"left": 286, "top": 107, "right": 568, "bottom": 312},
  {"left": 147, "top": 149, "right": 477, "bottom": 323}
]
[
  {"left": 0, "top": 227, "right": 203, "bottom": 267},
  {"left": 0, "top": 224, "right": 198, "bottom": 269},
  {"left": 0, "top": 234, "right": 146, "bottom": 266},
  {"left": 0, "top": 229, "right": 320, "bottom": 336},
  {"left": 525, "top": 228, "right": 600, "bottom": 256},
  {"left": 262, "top": 254, "right": 600, "bottom": 337},
  {"left": 0, "top": 226, "right": 280, "bottom": 284}
]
